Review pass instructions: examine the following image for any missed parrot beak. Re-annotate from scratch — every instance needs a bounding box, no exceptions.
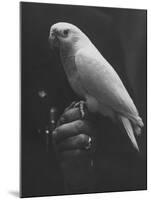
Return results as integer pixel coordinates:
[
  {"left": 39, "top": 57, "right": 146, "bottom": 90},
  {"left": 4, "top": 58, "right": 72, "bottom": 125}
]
[{"left": 48, "top": 29, "right": 59, "bottom": 49}]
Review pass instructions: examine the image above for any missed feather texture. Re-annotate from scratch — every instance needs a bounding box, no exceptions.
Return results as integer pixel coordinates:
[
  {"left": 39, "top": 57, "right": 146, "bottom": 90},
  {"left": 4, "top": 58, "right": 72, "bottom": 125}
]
[{"left": 49, "top": 22, "right": 144, "bottom": 151}]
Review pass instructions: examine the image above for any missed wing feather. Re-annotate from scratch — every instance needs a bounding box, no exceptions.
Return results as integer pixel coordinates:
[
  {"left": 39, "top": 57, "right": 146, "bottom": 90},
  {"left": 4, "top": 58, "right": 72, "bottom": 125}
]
[{"left": 75, "top": 46, "right": 139, "bottom": 119}]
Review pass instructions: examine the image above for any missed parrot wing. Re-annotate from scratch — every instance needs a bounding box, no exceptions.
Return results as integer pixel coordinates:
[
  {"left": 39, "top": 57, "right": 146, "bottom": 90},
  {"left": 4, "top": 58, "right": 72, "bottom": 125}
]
[
  {"left": 75, "top": 46, "right": 143, "bottom": 151},
  {"left": 75, "top": 46, "right": 141, "bottom": 123}
]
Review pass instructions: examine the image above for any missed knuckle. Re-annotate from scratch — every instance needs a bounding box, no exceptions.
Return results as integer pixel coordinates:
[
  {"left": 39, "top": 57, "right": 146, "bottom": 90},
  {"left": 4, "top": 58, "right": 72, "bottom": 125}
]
[
  {"left": 75, "top": 120, "right": 84, "bottom": 131},
  {"left": 55, "top": 124, "right": 65, "bottom": 133},
  {"left": 61, "top": 111, "right": 68, "bottom": 120},
  {"left": 52, "top": 129, "right": 57, "bottom": 139},
  {"left": 79, "top": 134, "right": 86, "bottom": 143},
  {"left": 55, "top": 127, "right": 60, "bottom": 134},
  {"left": 59, "top": 116, "right": 66, "bottom": 124},
  {"left": 53, "top": 126, "right": 62, "bottom": 139}
]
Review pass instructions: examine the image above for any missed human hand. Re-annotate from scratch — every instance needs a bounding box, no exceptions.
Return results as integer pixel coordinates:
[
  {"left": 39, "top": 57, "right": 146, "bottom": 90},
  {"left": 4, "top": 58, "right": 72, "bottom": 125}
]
[{"left": 52, "top": 102, "right": 97, "bottom": 192}]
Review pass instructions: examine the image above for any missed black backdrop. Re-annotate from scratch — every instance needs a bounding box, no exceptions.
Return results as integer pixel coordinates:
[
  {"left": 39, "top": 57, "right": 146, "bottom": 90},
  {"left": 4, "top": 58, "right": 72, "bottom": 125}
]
[{"left": 21, "top": 2, "right": 147, "bottom": 198}]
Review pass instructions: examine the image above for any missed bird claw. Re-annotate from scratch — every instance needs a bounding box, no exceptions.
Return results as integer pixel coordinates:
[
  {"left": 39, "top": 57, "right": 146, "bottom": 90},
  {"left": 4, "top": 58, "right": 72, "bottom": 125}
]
[
  {"left": 64, "top": 101, "right": 77, "bottom": 113},
  {"left": 74, "top": 100, "right": 86, "bottom": 119}
]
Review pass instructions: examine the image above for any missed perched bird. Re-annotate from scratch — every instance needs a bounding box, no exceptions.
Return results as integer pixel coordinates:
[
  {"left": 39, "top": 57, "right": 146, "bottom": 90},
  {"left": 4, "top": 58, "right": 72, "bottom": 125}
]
[{"left": 48, "top": 22, "right": 144, "bottom": 151}]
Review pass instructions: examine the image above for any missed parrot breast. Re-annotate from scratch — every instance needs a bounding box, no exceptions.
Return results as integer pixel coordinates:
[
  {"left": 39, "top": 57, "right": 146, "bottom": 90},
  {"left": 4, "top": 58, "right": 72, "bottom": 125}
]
[{"left": 60, "top": 51, "right": 86, "bottom": 98}]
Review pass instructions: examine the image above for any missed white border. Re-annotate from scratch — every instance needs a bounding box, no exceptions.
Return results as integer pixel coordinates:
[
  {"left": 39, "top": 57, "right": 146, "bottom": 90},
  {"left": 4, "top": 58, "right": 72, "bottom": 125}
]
[{"left": 0, "top": 0, "right": 150, "bottom": 199}]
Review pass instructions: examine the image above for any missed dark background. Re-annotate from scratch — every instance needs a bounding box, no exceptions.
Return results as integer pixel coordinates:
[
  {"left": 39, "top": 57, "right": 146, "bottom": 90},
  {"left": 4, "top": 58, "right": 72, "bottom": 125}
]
[{"left": 21, "top": 2, "right": 147, "bottom": 198}]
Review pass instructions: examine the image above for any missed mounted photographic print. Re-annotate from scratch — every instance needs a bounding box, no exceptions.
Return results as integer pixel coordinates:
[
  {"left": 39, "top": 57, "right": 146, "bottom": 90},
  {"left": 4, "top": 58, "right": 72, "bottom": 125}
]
[{"left": 20, "top": 2, "right": 147, "bottom": 198}]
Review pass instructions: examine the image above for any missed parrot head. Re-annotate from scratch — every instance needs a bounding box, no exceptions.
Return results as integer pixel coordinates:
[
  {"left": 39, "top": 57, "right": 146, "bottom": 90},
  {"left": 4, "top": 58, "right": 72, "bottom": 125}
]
[{"left": 48, "top": 22, "right": 89, "bottom": 49}]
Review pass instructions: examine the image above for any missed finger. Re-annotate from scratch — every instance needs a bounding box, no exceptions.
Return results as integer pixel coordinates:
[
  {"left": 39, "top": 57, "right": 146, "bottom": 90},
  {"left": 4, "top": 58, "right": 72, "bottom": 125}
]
[
  {"left": 59, "top": 107, "right": 81, "bottom": 125},
  {"left": 57, "top": 134, "right": 90, "bottom": 152},
  {"left": 52, "top": 120, "right": 90, "bottom": 143}
]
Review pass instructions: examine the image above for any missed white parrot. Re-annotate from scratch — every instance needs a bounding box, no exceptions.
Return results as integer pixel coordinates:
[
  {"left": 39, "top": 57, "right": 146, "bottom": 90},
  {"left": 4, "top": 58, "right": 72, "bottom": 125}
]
[{"left": 48, "top": 22, "right": 144, "bottom": 151}]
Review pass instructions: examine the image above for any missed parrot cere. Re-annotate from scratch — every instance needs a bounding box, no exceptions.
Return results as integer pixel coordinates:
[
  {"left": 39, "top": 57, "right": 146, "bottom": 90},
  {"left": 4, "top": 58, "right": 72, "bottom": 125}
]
[{"left": 49, "top": 22, "right": 144, "bottom": 151}]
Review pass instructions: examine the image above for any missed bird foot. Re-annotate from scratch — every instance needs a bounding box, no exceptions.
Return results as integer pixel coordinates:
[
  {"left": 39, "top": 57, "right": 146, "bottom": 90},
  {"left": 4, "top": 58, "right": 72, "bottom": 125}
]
[
  {"left": 74, "top": 100, "right": 86, "bottom": 119},
  {"left": 64, "top": 101, "right": 77, "bottom": 113}
]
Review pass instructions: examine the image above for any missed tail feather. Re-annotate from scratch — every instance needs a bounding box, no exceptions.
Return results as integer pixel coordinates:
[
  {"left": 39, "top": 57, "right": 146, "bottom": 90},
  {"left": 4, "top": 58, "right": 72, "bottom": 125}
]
[{"left": 119, "top": 115, "right": 139, "bottom": 151}]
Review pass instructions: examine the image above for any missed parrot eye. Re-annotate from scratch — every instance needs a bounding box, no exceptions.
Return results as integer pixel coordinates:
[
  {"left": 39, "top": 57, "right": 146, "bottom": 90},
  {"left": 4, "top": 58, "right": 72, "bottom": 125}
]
[{"left": 63, "top": 29, "right": 69, "bottom": 37}]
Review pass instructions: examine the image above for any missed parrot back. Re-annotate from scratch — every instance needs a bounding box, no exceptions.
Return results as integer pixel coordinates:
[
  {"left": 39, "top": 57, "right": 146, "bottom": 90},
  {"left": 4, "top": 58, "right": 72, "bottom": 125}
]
[{"left": 75, "top": 46, "right": 142, "bottom": 123}]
